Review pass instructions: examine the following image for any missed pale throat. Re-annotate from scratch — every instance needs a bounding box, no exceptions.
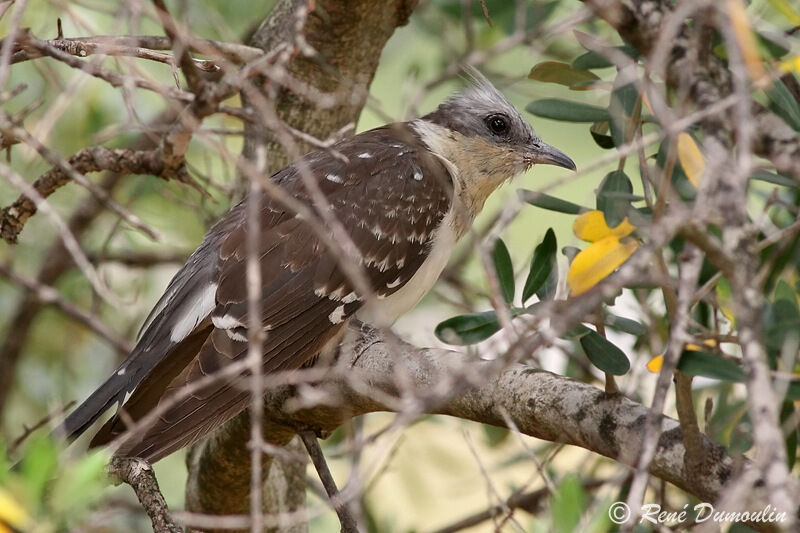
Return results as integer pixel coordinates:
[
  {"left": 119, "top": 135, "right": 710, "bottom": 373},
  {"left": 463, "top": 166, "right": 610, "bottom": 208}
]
[
  {"left": 359, "top": 120, "right": 520, "bottom": 327},
  {"left": 411, "top": 120, "right": 519, "bottom": 219}
]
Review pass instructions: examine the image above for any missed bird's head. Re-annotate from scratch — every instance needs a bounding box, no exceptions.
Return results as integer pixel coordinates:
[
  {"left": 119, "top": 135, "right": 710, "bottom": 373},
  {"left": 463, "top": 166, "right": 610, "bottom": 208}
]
[{"left": 417, "top": 71, "right": 575, "bottom": 211}]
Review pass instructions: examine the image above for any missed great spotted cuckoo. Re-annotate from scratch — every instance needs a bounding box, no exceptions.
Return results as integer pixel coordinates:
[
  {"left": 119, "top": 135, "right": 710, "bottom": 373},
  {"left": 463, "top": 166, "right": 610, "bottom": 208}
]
[{"left": 60, "top": 74, "right": 576, "bottom": 463}]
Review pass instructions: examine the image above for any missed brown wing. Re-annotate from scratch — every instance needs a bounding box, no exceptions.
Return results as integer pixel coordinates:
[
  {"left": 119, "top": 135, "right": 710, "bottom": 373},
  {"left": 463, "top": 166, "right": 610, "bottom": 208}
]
[{"left": 93, "top": 124, "right": 454, "bottom": 462}]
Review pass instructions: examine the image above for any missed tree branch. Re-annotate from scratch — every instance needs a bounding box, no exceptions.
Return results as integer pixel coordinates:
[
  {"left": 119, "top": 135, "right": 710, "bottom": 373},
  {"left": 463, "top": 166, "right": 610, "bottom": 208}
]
[
  {"left": 185, "top": 0, "right": 420, "bottom": 525},
  {"left": 108, "top": 457, "right": 183, "bottom": 533},
  {"left": 194, "top": 325, "right": 785, "bottom": 530},
  {"left": 584, "top": 0, "right": 800, "bottom": 180},
  {"left": 0, "top": 146, "right": 191, "bottom": 244}
]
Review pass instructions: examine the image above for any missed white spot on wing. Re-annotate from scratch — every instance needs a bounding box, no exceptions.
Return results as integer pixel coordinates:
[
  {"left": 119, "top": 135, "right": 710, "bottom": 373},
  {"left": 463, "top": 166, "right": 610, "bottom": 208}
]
[
  {"left": 212, "top": 314, "right": 243, "bottom": 330},
  {"left": 413, "top": 168, "right": 423, "bottom": 181},
  {"left": 170, "top": 283, "right": 217, "bottom": 342},
  {"left": 386, "top": 277, "right": 402, "bottom": 289},
  {"left": 357, "top": 152, "right": 372, "bottom": 159},
  {"left": 225, "top": 329, "right": 248, "bottom": 342},
  {"left": 326, "top": 173, "right": 343, "bottom": 184},
  {"left": 328, "top": 305, "right": 346, "bottom": 324},
  {"left": 341, "top": 291, "right": 359, "bottom": 304}
]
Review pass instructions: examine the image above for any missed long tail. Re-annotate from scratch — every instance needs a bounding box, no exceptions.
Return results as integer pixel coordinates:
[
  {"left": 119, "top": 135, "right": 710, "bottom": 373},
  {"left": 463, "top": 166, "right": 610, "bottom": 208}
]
[{"left": 55, "top": 366, "right": 133, "bottom": 441}]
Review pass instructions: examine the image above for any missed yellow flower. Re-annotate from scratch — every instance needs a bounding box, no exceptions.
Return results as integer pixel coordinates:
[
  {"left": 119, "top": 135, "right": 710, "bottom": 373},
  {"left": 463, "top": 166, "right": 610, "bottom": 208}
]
[
  {"left": 0, "top": 488, "right": 30, "bottom": 532},
  {"left": 572, "top": 210, "right": 634, "bottom": 242},
  {"left": 780, "top": 55, "right": 800, "bottom": 74},
  {"left": 567, "top": 235, "right": 638, "bottom": 295},
  {"left": 727, "top": 0, "right": 769, "bottom": 87},
  {"left": 646, "top": 355, "right": 663, "bottom": 373},
  {"left": 686, "top": 339, "right": 717, "bottom": 351},
  {"left": 568, "top": 210, "right": 638, "bottom": 295},
  {"left": 677, "top": 133, "right": 705, "bottom": 188}
]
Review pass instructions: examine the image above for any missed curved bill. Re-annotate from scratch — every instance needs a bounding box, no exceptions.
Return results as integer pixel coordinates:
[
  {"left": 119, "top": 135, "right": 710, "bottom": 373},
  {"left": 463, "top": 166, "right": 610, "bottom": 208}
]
[{"left": 528, "top": 141, "right": 576, "bottom": 171}]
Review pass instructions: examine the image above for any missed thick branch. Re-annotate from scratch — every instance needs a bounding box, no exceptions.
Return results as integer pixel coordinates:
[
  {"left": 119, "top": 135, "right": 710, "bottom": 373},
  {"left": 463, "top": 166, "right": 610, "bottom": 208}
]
[
  {"left": 186, "top": 0, "right": 419, "bottom": 525},
  {"left": 6, "top": 35, "right": 264, "bottom": 64},
  {"left": 194, "top": 326, "right": 783, "bottom": 528}
]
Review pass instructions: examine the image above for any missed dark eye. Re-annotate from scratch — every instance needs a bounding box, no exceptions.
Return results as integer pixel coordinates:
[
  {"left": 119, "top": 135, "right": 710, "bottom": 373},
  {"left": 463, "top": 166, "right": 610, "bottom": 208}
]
[{"left": 485, "top": 114, "right": 510, "bottom": 136}]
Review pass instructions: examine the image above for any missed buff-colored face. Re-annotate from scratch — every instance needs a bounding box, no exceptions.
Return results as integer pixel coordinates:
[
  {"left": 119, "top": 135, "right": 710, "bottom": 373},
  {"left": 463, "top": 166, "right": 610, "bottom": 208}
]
[{"left": 422, "top": 72, "right": 576, "bottom": 206}]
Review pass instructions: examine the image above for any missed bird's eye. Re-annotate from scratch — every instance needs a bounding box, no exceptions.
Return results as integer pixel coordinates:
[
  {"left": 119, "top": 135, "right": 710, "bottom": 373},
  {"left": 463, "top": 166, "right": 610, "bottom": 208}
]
[{"left": 485, "top": 114, "right": 510, "bottom": 136}]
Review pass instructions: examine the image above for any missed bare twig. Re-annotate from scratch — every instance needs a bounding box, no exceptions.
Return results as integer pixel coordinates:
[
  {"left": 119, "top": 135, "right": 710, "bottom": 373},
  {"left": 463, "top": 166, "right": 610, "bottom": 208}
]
[
  {"left": 108, "top": 457, "right": 182, "bottom": 533},
  {"left": 9, "top": 401, "right": 75, "bottom": 454},
  {"left": 0, "top": 146, "right": 190, "bottom": 244},
  {"left": 300, "top": 431, "right": 360, "bottom": 533},
  {"left": 0, "top": 263, "right": 132, "bottom": 354}
]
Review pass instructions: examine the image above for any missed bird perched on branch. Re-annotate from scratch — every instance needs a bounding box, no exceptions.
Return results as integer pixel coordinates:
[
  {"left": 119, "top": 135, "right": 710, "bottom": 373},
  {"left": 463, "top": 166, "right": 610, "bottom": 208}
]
[{"left": 59, "top": 72, "right": 575, "bottom": 463}]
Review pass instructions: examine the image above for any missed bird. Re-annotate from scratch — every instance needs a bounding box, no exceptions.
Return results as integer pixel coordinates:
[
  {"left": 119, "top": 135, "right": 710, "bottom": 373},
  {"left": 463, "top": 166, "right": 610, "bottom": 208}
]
[{"left": 58, "top": 72, "right": 576, "bottom": 463}]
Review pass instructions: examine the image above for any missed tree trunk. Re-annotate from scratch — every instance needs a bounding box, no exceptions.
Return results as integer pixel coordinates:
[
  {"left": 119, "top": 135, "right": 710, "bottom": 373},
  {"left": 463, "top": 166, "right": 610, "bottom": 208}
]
[{"left": 184, "top": 1, "right": 418, "bottom": 529}]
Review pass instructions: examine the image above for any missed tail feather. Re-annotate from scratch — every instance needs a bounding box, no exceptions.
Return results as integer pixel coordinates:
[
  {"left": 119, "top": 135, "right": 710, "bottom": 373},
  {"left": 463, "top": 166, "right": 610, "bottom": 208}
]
[{"left": 56, "top": 367, "right": 134, "bottom": 442}]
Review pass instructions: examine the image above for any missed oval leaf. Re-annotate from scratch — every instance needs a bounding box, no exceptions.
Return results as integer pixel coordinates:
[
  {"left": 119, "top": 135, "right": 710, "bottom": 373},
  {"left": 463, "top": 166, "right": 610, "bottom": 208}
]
[
  {"left": 492, "top": 238, "right": 515, "bottom": 304},
  {"left": 677, "top": 133, "right": 705, "bottom": 188},
  {"left": 590, "top": 121, "right": 615, "bottom": 149},
  {"left": 525, "top": 99, "right": 610, "bottom": 122},
  {"left": 572, "top": 44, "right": 640, "bottom": 70},
  {"left": 536, "top": 264, "right": 559, "bottom": 301},
  {"left": 605, "top": 314, "right": 647, "bottom": 336},
  {"left": 596, "top": 170, "right": 633, "bottom": 227},
  {"left": 523, "top": 228, "right": 557, "bottom": 302},
  {"left": 529, "top": 61, "right": 600, "bottom": 89},
  {"left": 519, "top": 190, "right": 588, "bottom": 214},
  {"left": 580, "top": 331, "right": 630, "bottom": 375},
  {"left": 435, "top": 311, "right": 501, "bottom": 345},
  {"left": 677, "top": 350, "right": 744, "bottom": 382},
  {"left": 766, "top": 79, "right": 800, "bottom": 132}
]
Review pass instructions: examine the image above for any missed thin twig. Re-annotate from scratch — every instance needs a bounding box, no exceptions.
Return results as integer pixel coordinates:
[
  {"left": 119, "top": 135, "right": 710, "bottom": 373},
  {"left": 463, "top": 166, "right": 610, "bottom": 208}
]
[{"left": 300, "top": 431, "right": 360, "bottom": 533}]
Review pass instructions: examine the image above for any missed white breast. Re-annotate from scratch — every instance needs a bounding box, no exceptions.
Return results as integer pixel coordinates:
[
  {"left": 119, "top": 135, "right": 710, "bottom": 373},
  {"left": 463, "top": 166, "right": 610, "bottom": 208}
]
[{"left": 358, "top": 209, "right": 460, "bottom": 326}]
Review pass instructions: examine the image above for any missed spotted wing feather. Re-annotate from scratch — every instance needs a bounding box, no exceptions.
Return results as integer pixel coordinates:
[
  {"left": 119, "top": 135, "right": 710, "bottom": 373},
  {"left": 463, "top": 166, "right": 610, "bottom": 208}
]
[{"left": 88, "top": 125, "right": 454, "bottom": 462}]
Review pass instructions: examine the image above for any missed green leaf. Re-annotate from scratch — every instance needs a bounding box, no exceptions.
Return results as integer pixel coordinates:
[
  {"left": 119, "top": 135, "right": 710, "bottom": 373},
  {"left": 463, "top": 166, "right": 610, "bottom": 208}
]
[
  {"left": 529, "top": 61, "right": 600, "bottom": 89},
  {"left": 482, "top": 424, "right": 511, "bottom": 447},
  {"left": 604, "top": 314, "right": 647, "bottom": 336},
  {"left": 766, "top": 79, "right": 800, "bottom": 132},
  {"left": 523, "top": 228, "right": 557, "bottom": 302},
  {"left": 519, "top": 189, "right": 588, "bottom": 214},
  {"left": 536, "top": 263, "right": 559, "bottom": 301},
  {"left": 49, "top": 450, "right": 109, "bottom": 520},
  {"left": 551, "top": 475, "right": 586, "bottom": 533},
  {"left": 590, "top": 121, "right": 615, "bottom": 149},
  {"left": 491, "top": 238, "right": 515, "bottom": 304},
  {"left": 596, "top": 170, "right": 633, "bottom": 227},
  {"left": 563, "top": 323, "right": 592, "bottom": 339},
  {"left": 525, "top": 99, "right": 610, "bottom": 122},
  {"left": 788, "top": 380, "right": 800, "bottom": 401},
  {"left": 677, "top": 350, "right": 745, "bottom": 382},
  {"left": 764, "top": 298, "right": 800, "bottom": 354},
  {"left": 751, "top": 170, "right": 796, "bottom": 187},
  {"left": 774, "top": 279, "right": 797, "bottom": 305},
  {"left": 435, "top": 311, "right": 501, "bottom": 345},
  {"left": 579, "top": 331, "right": 630, "bottom": 375},
  {"left": 20, "top": 434, "right": 59, "bottom": 504},
  {"left": 757, "top": 30, "right": 790, "bottom": 59},
  {"left": 611, "top": 81, "right": 639, "bottom": 117},
  {"left": 572, "top": 44, "right": 639, "bottom": 70}
]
